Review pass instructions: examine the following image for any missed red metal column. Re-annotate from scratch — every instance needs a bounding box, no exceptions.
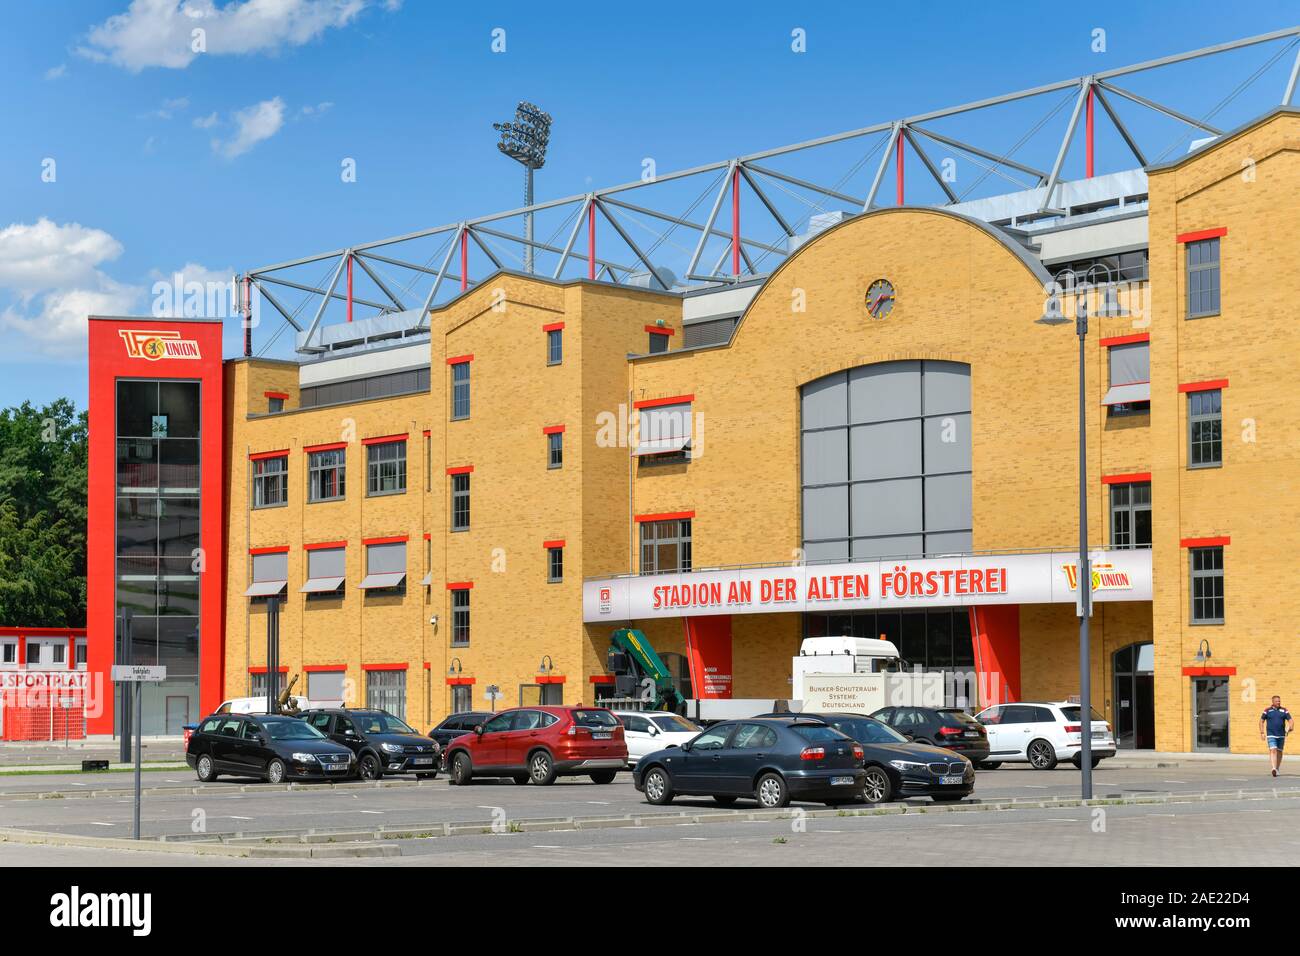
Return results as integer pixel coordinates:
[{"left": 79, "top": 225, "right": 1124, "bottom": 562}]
[
  {"left": 459, "top": 230, "right": 468, "bottom": 292},
  {"left": 896, "top": 132, "right": 905, "bottom": 205},
  {"left": 731, "top": 166, "right": 741, "bottom": 276},
  {"left": 1085, "top": 86, "right": 1095, "bottom": 178},
  {"left": 67, "top": 635, "right": 74, "bottom": 670},
  {"left": 587, "top": 201, "right": 596, "bottom": 280}
]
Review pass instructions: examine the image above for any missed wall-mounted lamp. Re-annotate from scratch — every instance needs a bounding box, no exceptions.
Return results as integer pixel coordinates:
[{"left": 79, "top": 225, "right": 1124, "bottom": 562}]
[
  {"left": 539, "top": 654, "right": 554, "bottom": 675},
  {"left": 1193, "top": 639, "right": 1212, "bottom": 665},
  {"left": 448, "top": 657, "right": 463, "bottom": 677}
]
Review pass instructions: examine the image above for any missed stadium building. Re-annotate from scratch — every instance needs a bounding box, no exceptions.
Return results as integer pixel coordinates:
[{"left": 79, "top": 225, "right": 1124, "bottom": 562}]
[{"left": 84, "top": 29, "right": 1300, "bottom": 753}]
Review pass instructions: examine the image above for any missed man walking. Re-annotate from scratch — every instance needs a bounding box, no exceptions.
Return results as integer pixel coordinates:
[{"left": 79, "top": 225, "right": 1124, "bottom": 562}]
[{"left": 1259, "top": 696, "right": 1294, "bottom": 777}]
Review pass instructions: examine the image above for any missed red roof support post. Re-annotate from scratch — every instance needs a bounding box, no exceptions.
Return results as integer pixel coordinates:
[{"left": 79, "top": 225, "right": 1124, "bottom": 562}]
[
  {"left": 731, "top": 165, "right": 741, "bottom": 277},
  {"left": 1085, "top": 85, "right": 1095, "bottom": 178}
]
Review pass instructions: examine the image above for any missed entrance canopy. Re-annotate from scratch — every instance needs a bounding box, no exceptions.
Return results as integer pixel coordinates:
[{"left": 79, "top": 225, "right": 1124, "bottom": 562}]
[{"left": 583, "top": 548, "right": 1151, "bottom": 623}]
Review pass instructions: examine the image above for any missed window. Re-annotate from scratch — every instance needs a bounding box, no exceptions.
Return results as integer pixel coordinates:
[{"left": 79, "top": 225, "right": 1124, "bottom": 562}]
[
  {"left": 301, "top": 546, "right": 346, "bottom": 595},
  {"left": 366, "top": 670, "right": 407, "bottom": 720},
  {"left": 648, "top": 332, "right": 669, "bottom": 354},
  {"left": 1188, "top": 389, "right": 1222, "bottom": 468},
  {"left": 360, "top": 541, "right": 406, "bottom": 591},
  {"left": 367, "top": 441, "right": 406, "bottom": 496},
  {"left": 451, "top": 684, "right": 472, "bottom": 713},
  {"left": 75, "top": 641, "right": 87, "bottom": 666},
  {"left": 1103, "top": 341, "right": 1150, "bottom": 418},
  {"left": 50, "top": 643, "right": 65, "bottom": 665},
  {"left": 547, "top": 329, "right": 562, "bottom": 365},
  {"left": 1110, "top": 482, "right": 1152, "bottom": 549},
  {"left": 1, "top": 642, "right": 15, "bottom": 665},
  {"left": 451, "top": 361, "right": 471, "bottom": 420},
  {"left": 450, "top": 473, "right": 470, "bottom": 531},
  {"left": 451, "top": 588, "right": 470, "bottom": 646},
  {"left": 252, "top": 456, "right": 287, "bottom": 508},
  {"left": 307, "top": 670, "right": 346, "bottom": 703},
  {"left": 634, "top": 401, "right": 692, "bottom": 463},
  {"left": 640, "top": 518, "right": 692, "bottom": 573},
  {"left": 26, "top": 642, "right": 41, "bottom": 665},
  {"left": 298, "top": 367, "right": 430, "bottom": 408},
  {"left": 308, "top": 448, "right": 346, "bottom": 502},
  {"left": 244, "top": 550, "right": 288, "bottom": 598},
  {"left": 249, "top": 671, "right": 286, "bottom": 699},
  {"left": 1190, "top": 546, "right": 1225, "bottom": 624},
  {"left": 267, "top": 396, "right": 285, "bottom": 413},
  {"left": 1186, "top": 237, "right": 1221, "bottom": 318},
  {"left": 547, "top": 546, "right": 563, "bottom": 583},
  {"left": 547, "top": 431, "right": 563, "bottom": 469}
]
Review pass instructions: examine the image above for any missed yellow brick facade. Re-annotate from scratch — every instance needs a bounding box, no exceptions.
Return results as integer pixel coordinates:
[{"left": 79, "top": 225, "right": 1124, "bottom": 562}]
[{"left": 219, "top": 109, "right": 1299, "bottom": 752}]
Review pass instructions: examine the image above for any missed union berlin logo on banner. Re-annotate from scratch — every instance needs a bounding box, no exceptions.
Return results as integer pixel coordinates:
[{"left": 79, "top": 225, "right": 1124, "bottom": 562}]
[
  {"left": 1061, "top": 561, "right": 1134, "bottom": 592},
  {"left": 118, "top": 329, "right": 201, "bottom": 361}
]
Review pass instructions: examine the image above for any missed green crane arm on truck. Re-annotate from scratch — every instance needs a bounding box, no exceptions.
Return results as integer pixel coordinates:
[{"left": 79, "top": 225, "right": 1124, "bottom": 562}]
[{"left": 608, "top": 628, "right": 684, "bottom": 712}]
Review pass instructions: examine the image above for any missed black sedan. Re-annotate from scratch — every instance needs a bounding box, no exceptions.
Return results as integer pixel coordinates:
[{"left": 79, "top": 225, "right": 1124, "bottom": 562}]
[
  {"left": 632, "top": 717, "right": 866, "bottom": 809},
  {"left": 300, "top": 709, "right": 441, "bottom": 779},
  {"left": 187, "top": 714, "right": 356, "bottom": 783},
  {"left": 870, "top": 706, "right": 990, "bottom": 764},
  {"left": 757, "top": 712, "right": 975, "bottom": 804}
]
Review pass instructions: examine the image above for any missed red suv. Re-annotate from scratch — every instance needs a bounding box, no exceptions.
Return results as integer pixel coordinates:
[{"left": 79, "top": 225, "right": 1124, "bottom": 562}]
[{"left": 444, "top": 706, "right": 628, "bottom": 786}]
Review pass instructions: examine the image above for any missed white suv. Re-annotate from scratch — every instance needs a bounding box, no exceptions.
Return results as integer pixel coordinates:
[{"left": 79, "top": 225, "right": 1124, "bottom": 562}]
[
  {"left": 973, "top": 701, "right": 1115, "bottom": 770},
  {"left": 612, "top": 711, "right": 702, "bottom": 767}
]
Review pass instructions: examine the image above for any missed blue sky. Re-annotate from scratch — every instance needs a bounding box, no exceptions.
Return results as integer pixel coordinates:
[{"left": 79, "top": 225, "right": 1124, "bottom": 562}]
[{"left": 2, "top": 0, "right": 1299, "bottom": 410}]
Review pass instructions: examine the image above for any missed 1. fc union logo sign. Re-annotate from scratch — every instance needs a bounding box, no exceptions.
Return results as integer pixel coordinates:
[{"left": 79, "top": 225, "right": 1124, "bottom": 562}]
[{"left": 118, "top": 329, "right": 202, "bottom": 361}]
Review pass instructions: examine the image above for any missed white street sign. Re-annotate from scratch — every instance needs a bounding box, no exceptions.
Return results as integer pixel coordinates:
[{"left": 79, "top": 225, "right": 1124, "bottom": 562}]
[{"left": 111, "top": 665, "right": 167, "bottom": 682}]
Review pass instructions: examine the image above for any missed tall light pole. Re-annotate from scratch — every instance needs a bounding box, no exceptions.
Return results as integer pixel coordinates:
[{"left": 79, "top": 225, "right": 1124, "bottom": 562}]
[
  {"left": 1037, "top": 263, "right": 1125, "bottom": 800},
  {"left": 493, "top": 101, "right": 552, "bottom": 274}
]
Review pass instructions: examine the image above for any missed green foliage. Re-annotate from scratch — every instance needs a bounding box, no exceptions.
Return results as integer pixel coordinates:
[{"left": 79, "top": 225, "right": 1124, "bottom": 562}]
[{"left": 0, "top": 399, "right": 88, "bottom": 626}]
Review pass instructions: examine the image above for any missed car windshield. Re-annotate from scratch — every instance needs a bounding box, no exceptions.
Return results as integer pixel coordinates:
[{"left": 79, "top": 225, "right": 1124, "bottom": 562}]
[
  {"left": 650, "top": 714, "right": 698, "bottom": 733},
  {"left": 825, "top": 717, "right": 907, "bottom": 745},
  {"left": 356, "top": 713, "right": 417, "bottom": 735},
  {"left": 1060, "top": 706, "right": 1105, "bottom": 722},
  {"left": 572, "top": 709, "right": 618, "bottom": 728},
  {"left": 262, "top": 719, "right": 325, "bottom": 741}
]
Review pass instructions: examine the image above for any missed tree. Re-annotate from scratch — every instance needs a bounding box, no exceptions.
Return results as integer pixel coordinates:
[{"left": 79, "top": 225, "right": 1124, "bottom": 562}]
[{"left": 0, "top": 399, "right": 88, "bottom": 626}]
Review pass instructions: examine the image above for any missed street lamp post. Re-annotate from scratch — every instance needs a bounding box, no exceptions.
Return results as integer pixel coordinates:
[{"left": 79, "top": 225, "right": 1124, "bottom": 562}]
[
  {"left": 1039, "top": 264, "right": 1126, "bottom": 800},
  {"left": 493, "top": 102, "right": 552, "bottom": 275}
]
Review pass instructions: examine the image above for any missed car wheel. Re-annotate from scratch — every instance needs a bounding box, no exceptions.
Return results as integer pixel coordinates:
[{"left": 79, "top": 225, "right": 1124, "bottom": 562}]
[
  {"left": 449, "top": 752, "right": 473, "bottom": 786},
  {"left": 529, "top": 750, "right": 557, "bottom": 786},
  {"left": 713, "top": 795, "right": 738, "bottom": 806},
  {"left": 643, "top": 766, "right": 673, "bottom": 805},
  {"left": 978, "top": 761, "right": 1001, "bottom": 770},
  {"left": 266, "top": 758, "right": 286, "bottom": 785},
  {"left": 588, "top": 770, "right": 617, "bottom": 784},
  {"left": 358, "top": 753, "right": 383, "bottom": 780},
  {"left": 512, "top": 774, "right": 530, "bottom": 785},
  {"left": 195, "top": 754, "right": 218, "bottom": 783},
  {"left": 862, "top": 766, "right": 893, "bottom": 804},
  {"left": 755, "top": 773, "right": 789, "bottom": 809},
  {"left": 1027, "top": 739, "right": 1058, "bottom": 770}
]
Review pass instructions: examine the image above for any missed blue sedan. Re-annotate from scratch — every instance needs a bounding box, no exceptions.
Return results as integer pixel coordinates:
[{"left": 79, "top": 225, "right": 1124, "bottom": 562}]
[{"left": 632, "top": 717, "right": 866, "bottom": 809}]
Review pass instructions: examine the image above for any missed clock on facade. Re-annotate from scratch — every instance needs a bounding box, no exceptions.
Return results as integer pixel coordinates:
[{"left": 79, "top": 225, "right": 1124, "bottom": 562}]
[{"left": 865, "top": 278, "right": 895, "bottom": 319}]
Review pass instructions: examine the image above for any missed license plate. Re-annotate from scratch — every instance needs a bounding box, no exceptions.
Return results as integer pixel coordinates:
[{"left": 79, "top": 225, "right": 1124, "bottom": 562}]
[
  {"left": 413, "top": 757, "right": 433, "bottom": 765},
  {"left": 324, "top": 764, "right": 348, "bottom": 772},
  {"left": 830, "top": 776, "right": 855, "bottom": 786},
  {"left": 1091, "top": 731, "right": 1105, "bottom": 739},
  {"left": 593, "top": 732, "right": 612, "bottom": 739},
  {"left": 963, "top": 731, "right": 979, "bottom": 737},
  {"left": 939, "top": 775, "right": 964, "bottom": 786}
]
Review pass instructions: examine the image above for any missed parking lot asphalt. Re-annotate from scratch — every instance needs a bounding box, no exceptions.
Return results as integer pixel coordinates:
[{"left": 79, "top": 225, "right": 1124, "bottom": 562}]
[
  {"left": 1, "top": 761, "right": 1293, "bottom": 841},
  {"left": 3, "top": 796, "right": 1297, "bottom": 867}
]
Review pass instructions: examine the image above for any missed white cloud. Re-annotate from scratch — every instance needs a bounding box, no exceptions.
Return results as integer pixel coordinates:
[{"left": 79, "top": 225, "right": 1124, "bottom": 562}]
[
  {"left": 0, "top": 219, "right": 125, "bottom": 295},
  {"left": 212, "top": 96, "right": 285, "bottom": 158},
  {"left": 45, "top": 64, "right": 67, "bottom": 80},
  {"left": 77, "top": 0, "right": 382, "bottom": 72},
  {"left": 298, "top": 100, "right": 333, "bottom": 118},
  {"left": 192, "top": 110, "right": 218, "bottom": 128},
  {"left": 1, "top": 281, "right": 141, "bottom": 357}
]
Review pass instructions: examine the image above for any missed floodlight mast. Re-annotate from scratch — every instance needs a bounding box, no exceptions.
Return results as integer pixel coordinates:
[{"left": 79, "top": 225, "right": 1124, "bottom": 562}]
[{"left": 493, "top": 101, "right": 553, "bottom": 274}]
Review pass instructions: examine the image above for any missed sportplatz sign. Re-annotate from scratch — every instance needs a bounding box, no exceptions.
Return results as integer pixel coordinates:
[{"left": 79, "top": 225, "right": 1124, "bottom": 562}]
[{"left": 583, "top": 549, "right": 1151, "bottom": 622}]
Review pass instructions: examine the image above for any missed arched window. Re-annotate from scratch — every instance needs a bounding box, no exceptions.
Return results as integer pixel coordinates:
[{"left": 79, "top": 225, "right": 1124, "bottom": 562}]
[{"left": 800, "top": 360, "right": 971, "bottom": 561}]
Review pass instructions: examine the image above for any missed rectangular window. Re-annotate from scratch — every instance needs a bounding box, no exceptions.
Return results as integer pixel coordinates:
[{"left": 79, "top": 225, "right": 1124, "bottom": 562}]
[
  {"left": 50, "top": 643, "right": 65, "bottom": 665},
  {"left": 547, "top": 329, "right": 563, "bottom": 366},
  {"left": 547, "top": 431, "right": 563, "bottom": 469},
  {"left": 366, "top": 441, "right": 406, "bottom": 496},
  {"left": 268, "top": 396, "right": 284, "bottom": 413},
  {"left": 648, "top": 332, "right": 669, "bottom": 354},
  {"left": 1190, "top": 546, "right": 1224, "bottom": 624},
  {"left": 1188, "top": 389, "right": 1223, "bottom": 468},
  {"left": 634, "top": 401, "right": 693, "bottom": 464},
  {"left": 75, "top": 641, "right": 87, "bottom": 666},
  {"left": 547, "top": 546, "right": 563, "bottom": 583},
  {"left": 451, "top": 589, "right": 470, "bottom": 646},
  {"left": 1186, "top": 237, "right": 1221, "bottom": 318},
  {"left": 366, "top": 670, "right": 406, "bottom": 720},
  {"left": 640, "top": 518, "right": 692, "bottom": 574},
  {"left": 2, "top": 642, "right": 16, "bottom": 664},
  {"left": 360, "top": 541, "right": 406, "bottom": 591},
  {"left": 252, "top": 456, "right": 288, "bottom": 508},
  {"left": 308, "top": 449, "right": 346, "bottom": 502},
  {"left": 451, "top": 473, "right": 470, "bottom": 531},
  {"left": 451, "top": 684, "right": 472, "bottom": 712},
  {"left": 1109, "top": 482, "right": 1152, "bottom": 549},
  {"left": 307, "top": 670, "right": 346, "bottom": 703},
  {"left": 26, "top": 642, "right": 41, "bottom": 665},
  {"left": 451, "top": 361, "right": 471, "bottom": 420},
  {"left": 1103, "top": 341, "right": 1150, "bottom": 418},
  {"left": 249, "top": 671, "right": 286, "bottom": 699},
  {"left": 302, "top": 546, "right": 346, "bottom": 595}
]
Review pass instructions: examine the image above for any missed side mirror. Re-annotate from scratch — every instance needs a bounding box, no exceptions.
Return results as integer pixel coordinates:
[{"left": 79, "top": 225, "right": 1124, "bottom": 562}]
[
  {"left": 903, "top": 733, "right": 914, "bottom": 741},
  {"left": 474, "top": 725, "right": 485, "bottom": 736},
  {"left": 258, "top": 734, "right": 269, "bottom": 745},
  {"left": 648, "top": 724, "right": 660, "bottom": 736},
  {"left": 679, "top": 741, "right": 692, "bottom": 752}
]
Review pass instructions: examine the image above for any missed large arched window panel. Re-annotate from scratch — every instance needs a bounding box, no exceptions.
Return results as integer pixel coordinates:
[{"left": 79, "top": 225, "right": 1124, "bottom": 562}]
[{"left": 800, "top": 360, "right": 971, "bottom": 562}]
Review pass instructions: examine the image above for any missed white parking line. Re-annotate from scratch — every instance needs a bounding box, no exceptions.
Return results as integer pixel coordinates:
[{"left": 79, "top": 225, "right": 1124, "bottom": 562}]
[
  {"left": 227, "top": 815, "right": 253, "bottom": 820},
  {"left": 1163, "top": 780, "right": 1187, "bottom": 784},
  {"left": 88, "top": 822, "right": 115, "bottom": 827},
  {"left": 358, "top": 810, "right": 383, "bottom": 814},
  {"left": 680, "top": 837, "right": 708, "bottom": 841},
  {"left": 531, "top": 845, "right": 563, "bottom": 849}
]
